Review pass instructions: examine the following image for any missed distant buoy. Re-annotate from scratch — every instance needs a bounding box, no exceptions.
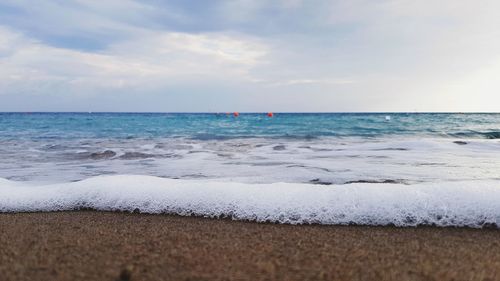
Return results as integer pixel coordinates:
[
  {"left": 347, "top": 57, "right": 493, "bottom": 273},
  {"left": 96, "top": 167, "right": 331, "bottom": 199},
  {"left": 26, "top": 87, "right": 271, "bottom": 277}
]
[
  {"left": 233, "top": 112, "right": 239, "bottom": 117},
  {"left": 385, "top": 115, "right": 391, "bottom": 121},
  {"left": 267, "top": 112, "right": 274, "bottom": 117}
]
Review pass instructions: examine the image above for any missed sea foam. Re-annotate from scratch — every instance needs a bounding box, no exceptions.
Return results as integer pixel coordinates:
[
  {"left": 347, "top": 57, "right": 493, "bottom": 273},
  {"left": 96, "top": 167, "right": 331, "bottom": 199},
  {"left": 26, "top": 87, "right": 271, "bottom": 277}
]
[{"left": 1, "top": 175, "right": 500, "bottom": 228}]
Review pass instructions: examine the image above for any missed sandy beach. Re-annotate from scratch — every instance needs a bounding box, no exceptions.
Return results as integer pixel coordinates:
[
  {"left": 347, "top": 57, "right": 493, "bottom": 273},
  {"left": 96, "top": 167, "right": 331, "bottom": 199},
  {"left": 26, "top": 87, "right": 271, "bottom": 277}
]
[{"left": 0, "top": 212, "right": 499, "bottom": 281}]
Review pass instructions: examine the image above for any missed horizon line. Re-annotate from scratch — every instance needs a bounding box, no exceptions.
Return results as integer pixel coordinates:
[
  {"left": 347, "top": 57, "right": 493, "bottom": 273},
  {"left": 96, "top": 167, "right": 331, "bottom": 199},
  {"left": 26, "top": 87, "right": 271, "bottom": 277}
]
[{"left": 0, "top": 111, "right": 499, "bottom": 114}]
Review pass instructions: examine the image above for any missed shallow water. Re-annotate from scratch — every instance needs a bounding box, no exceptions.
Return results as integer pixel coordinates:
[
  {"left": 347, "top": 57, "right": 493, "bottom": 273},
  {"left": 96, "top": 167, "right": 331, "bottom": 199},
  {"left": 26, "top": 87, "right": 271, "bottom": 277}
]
[
  {"left": 0, "top": 112, "right": 499, "bottom": 183},
  {"left": 1, "top": 113, "right": 499, "bottom": 226}
]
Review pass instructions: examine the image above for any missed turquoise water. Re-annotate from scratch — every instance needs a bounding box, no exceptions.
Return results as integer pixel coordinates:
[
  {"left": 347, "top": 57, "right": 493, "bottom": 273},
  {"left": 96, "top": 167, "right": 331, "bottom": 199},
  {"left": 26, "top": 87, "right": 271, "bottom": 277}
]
[
  {"left": 1, "top": 112, "right": 499, "bottom": 140},
  {"left": 1, "top": 113, "right": 500, "bottom": 227},
  {"left": 0, "top": 112, "right": 499, "bottom": 183}
]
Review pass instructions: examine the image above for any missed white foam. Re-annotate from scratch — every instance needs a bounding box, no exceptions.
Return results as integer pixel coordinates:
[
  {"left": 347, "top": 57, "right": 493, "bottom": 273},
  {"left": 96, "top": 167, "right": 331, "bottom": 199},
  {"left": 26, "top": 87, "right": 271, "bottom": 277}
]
[
  {"left": 1, "top": 175, "right": 500, "bottom": 228},
  {"left": 2, "top": 137, "right": 500, "bottom": 184}
]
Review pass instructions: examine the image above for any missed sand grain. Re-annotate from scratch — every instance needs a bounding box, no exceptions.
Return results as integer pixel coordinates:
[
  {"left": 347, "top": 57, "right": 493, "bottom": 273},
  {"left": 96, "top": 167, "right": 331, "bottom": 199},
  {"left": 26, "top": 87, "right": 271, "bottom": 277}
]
[{"left": 1, "top": 212, "right": 500, "bottom": 281}]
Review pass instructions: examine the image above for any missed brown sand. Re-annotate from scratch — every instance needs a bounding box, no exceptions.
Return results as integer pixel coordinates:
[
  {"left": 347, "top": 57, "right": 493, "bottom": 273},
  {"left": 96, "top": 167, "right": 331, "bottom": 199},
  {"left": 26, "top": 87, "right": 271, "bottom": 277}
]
[{"left": 1, "top": 212, "right": 500, "bottom": 281}]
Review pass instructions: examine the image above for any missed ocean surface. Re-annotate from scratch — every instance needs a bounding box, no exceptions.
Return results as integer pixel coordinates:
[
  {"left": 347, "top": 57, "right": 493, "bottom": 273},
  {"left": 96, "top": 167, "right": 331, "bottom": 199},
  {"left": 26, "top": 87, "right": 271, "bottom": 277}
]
[{"left": 1, "top": 112, "right": 500, "bottom": 227}]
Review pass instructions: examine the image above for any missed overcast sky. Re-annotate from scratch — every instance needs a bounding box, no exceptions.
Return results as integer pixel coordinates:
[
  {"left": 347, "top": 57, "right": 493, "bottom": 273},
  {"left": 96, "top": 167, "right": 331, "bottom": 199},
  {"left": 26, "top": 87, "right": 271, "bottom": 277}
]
[{"left": 1, "top": 0, "right": 499, "bottom": 112}]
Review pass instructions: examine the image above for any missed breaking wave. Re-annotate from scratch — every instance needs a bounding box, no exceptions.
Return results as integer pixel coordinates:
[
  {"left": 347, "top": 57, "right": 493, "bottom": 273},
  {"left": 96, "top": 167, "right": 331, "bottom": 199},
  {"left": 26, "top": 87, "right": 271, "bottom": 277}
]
[
  {"left": 450, "top": 130, "right": 500, "bottom": 139},
  {"left": 1, "top": 175, "right": 500, "bottom": 228}
]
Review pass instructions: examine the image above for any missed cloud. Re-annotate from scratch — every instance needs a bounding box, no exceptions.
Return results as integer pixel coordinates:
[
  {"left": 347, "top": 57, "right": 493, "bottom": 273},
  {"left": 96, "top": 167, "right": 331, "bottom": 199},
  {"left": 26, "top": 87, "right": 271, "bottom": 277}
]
[
  {"left": 0, "top": 0, "right": 499, "bottom": 111},
  {"left": 0, "top": 26, "right": 269, "bottom": 94},
  {"left": 253, "top": 78, "right": 355, "bottom": 87}
]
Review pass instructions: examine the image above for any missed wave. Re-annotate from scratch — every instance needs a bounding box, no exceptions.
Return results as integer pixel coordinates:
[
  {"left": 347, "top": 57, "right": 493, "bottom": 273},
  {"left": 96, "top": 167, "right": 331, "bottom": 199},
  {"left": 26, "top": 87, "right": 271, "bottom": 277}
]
[
  {"left": 1, "top": 175, "right": 500, "bottom": 228},
  {"left": 482, "top": 131, "right": 500, "bottom": 139},
  {"left": 451, "top": 131, "right": 500, "bottom": 139},
  {"left": 190, "top": 134, "right": 320, "bottom": 141}
]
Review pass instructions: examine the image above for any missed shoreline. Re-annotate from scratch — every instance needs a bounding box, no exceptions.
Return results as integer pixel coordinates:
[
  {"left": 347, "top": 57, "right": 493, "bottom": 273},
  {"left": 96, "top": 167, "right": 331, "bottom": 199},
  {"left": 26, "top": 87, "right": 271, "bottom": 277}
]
[{"left": 1, "top": 211, "right": 500, "bottom": 281}]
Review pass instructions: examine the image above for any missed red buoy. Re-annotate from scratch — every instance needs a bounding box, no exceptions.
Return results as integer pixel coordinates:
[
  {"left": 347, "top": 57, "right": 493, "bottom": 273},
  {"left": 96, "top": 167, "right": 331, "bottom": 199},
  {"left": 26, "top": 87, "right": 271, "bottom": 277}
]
[
  {"left": 233, "top": 112, "right": 239, "bottom": 117},
  {"left": 267, "top": 112, "right": 274, "bottom": 117}
]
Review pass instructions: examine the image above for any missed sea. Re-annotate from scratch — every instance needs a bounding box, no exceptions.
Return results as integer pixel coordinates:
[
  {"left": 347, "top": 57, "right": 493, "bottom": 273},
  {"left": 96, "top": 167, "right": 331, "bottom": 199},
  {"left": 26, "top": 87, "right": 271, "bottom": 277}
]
[{"left": 1, "top": 112, "right": 500, "bottom": 227}]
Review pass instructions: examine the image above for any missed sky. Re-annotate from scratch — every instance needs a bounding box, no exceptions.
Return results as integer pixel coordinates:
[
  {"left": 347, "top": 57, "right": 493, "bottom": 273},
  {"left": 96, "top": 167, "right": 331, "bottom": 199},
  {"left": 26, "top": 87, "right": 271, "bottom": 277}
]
[{"left": 0, "top": 0, "right": 499, "bottom": 112}]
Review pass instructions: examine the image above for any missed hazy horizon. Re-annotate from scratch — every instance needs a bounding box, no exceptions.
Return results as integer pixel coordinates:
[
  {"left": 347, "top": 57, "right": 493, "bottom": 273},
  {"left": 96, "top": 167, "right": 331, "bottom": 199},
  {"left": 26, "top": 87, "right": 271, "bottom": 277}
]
[{"left": 1, "top": 111, "right": 500, "bottom": 114}]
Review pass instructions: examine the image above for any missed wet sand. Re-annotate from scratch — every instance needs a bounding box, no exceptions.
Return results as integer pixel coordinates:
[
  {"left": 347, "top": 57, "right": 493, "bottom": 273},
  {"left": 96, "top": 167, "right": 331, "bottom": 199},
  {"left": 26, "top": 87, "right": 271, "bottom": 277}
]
[{"left": 1, "top": 212, "right": 500, "bottom": 281}]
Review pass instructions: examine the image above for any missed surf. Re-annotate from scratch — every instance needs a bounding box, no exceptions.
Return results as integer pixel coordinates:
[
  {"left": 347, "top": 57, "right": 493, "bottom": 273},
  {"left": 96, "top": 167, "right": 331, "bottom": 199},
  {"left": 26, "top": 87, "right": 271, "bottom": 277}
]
[{"left": 1, "top": 175, "right": 500, "bottom": 228}]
